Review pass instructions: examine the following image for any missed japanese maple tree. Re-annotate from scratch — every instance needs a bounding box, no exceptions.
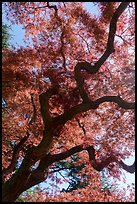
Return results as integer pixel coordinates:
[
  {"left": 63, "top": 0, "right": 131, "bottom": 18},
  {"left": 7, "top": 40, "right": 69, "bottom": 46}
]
[{"left": 2, "top": 2, "right": 135, "bottom": 202}]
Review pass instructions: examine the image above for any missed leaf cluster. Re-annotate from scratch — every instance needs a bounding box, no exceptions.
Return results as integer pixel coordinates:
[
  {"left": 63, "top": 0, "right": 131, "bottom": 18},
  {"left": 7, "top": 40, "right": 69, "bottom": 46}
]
[{"left": 54, "top": 153, "right": 88, "bottom": 193}]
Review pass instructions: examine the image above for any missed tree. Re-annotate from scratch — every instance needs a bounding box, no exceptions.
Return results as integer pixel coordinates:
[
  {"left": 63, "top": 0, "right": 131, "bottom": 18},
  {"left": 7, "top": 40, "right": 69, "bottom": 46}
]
[
  {"left": 2, "top": 2, "right": 135, "bottom": 202},
  {"left": 54, "top": 153, "right": 89, "bottom": 193},
  {"left": 2, "top": 23, "right": 12, "bottom": 49}
]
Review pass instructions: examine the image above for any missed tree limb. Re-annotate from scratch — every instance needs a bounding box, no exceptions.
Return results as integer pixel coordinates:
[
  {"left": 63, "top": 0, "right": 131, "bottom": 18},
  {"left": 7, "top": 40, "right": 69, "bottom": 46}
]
[
  {"left": 49, "top": 145, "right": 135, "bottom": 174},
  {"left": 77, "top": 33, "right": 91, "bottom": 53},
  {"left": 53, "top": 95, "right": 134, "bottom": 128},
  {"left": 95, "top": 2, "right": 130, "bottom": 70},
  {"left": 2, "top": 132, "right": 30, "bottom": 177},
  {"left": 22, "top": 155, "right": 50, "bottom": 192},
  {"left": 21, "top": 140, "right": 135, "bottom": 193},
  {"left": 118, "top": 160, "right": 135, "bottom": 174},
  {"left": 3, "top": 94, "right": 37, "bottom": 178},
  {"left": 74, "top": 3, "right": 130, "bottom": 103},
  {"left": 39, "top": 87, "right": 59, "bottom": 126},
  {"left": 19, "top": 145, "right": 86, "bottom": 192}
]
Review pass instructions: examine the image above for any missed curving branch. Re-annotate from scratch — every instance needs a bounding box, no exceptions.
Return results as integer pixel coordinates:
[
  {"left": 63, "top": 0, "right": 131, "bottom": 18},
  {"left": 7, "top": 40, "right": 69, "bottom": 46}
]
[
  {"left": 3, "top": 94, "right": 37, "bottom": 178},
  {"left": 23, "top": 144, "right": 135, "bottom": 192},
  {"left": 74, "top": 2, "right": 130, "bottom": 103},
  {"left": 2, "top": 132, "right": 30, "bottom": 177},
  {"left": 21, "top": 145, "right": 87, "bottom": 192},
  {"left": 53, "top": 95, "right": 134, "bottom": 128},
  {"left": 50, "top": 145, "right": 135, "bottom": 174},
  {"left": 118, "top": 160, "right": 135, "bottom": 174},
  {"left": 39, "top": 2, "right": 134, "bottom": 132},
  {"left": 87, "top": 147, "right": 135, "bottom": 174},
  {"left": 39, "top": 87, "right": 59, "bottom": 126},
  {"left": 3, "top": 142, "right": 135, "bottom": 201},
  {"left": 95, "top": 95, "right": 134, "bottom": 109},
  {"left": 95, "top": 2, "right": 130, "bottom": 70}
]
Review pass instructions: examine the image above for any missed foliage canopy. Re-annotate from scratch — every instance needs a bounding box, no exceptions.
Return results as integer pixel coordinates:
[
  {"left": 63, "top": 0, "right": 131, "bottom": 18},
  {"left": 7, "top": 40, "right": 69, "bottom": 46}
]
[{"left": 2, "top": 2, "right": 135, "bottom": 202}]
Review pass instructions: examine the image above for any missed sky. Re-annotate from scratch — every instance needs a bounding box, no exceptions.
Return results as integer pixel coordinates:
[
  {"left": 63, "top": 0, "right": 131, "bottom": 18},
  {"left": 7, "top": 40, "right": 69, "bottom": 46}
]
[{"left": 2, "top": 1, "right": 135, "bottom": 197}]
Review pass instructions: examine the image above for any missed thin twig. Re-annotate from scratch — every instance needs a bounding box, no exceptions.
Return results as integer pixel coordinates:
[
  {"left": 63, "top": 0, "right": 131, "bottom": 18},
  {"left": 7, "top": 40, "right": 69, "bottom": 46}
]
[
  {"left": 29, "top": 94, "right": 37, "bottom": 125},
  {"left": 115, "top": 34, "right": 134, "bottom": 46},
  {"left": 76, "top": 118, "right": 86, "bottom": 135},
  {"left": 77, "top": 34, "right": 91, "bottom": 53}
]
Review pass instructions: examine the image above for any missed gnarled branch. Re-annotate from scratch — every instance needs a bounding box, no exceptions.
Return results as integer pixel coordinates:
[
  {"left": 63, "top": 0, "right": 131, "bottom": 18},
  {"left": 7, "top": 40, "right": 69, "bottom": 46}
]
[
  {"left": 53, "top": 95, "right": 134, "bottom": 128},
  {"left": 39, "top": 87, "right": 59, "bottom": 126},
  {"left": 25, "top": 144, "right": 135, "bottom": 191},
  {"left": 49, "top": 144, "right": 135, "bottom": 174},
  {"left": 74, "top": 2, "right": 130, "bottom": 103},
  {"left": 95, "top": 2, "right": 130, "bottom": 70}
]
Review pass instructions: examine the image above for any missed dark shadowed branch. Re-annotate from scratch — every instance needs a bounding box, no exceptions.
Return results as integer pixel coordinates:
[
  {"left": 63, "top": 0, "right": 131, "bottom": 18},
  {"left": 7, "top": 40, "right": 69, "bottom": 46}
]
[
  {"left": 50, "top": 145, "right": 135, "bottom": 174},
  {"left": 95, "top": 2, "right": 130, "bottom": 70},
  {"left": 23, "top": 143, "right": 135, "bottom": 192},
  {"left": 2, "top": 132, "right": 30, "bottom": 177},
  {"left": 3, "top": 94, "right": 37, "bottom": 177}
]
